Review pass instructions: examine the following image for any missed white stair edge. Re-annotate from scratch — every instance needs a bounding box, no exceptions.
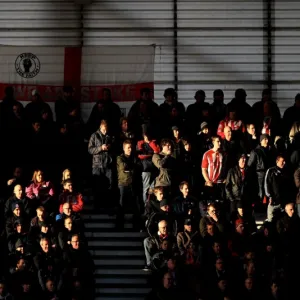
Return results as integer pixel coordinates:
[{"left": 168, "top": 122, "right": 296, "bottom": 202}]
[
  {"left": 94, "top": 259, "right": 144, "bottom": 266},
  {"left": 89, "top": 250, "right": 144, "bottom": 256}
]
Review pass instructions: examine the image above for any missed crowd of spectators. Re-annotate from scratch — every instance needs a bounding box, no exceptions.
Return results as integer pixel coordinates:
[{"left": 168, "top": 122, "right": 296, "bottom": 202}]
[{"left": 0, "top": 85, "right": 300, "bottom": 299}]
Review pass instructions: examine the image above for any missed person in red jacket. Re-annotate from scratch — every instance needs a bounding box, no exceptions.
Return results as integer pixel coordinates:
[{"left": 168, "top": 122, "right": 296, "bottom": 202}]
[
  {"left": 58, "top": 179, "right": 84, "bottom": 214},
  {"left": 137, "top": 129, "right": 160, "bottom": 203}
]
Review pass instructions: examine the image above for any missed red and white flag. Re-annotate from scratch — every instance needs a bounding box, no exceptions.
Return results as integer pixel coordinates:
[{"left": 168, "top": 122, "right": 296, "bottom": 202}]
[{"left": 0, "top": 46, "right": 155, "bottom": 120}]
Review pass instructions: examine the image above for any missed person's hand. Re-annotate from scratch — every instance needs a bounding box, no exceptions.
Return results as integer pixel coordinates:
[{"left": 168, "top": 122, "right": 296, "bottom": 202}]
[
  {"left": 252, "top": 134, "right": 257, "bottom": 140},
  {"left": 205, "top": 181, "right": 213, "bottom": 187},
  {"left": 101, "top": 144, "right": 108, "bottom": 151},
  {"left": 188, "top": 209, "right": 192, "bottom": 215},
  {"left": 7, "top": 178, "right": 16, "bottom": 186},
  {"left": 269, "top": 198, "right": 272, "bottom": 205},
  {"left": 69, "top": 109, "right": 77, "bottom": 117}
]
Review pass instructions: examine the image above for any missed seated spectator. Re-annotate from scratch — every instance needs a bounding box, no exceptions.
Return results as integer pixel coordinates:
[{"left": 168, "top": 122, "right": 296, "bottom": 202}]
[
  {"left": 143, "top": 220, "right": 177, "bottom": 271},
  {"left": 151, "top": 240, "right": 173, "bottom": 271},
  {"left": 25, "top": 169, "right": 55, "bottom": 212},
  {"left": 61, "top": 168, "right": 72, "bottom": 185},
  {"left": 58, "top": 179, "right": 83, "bottom": 214},
  {"left": 5, "top": 185, "right": 31, "bottom": 219},
  {"left": 7, "top": 219, "right": 29, "bottom": 253},
  {"left": 172, "top": 182, "right": 199, "bottom": 230},
  {"left": 42, "top": 278, "right": 61, "bottom": 300},
  {"left": 6, "top": 204, "right": 28, "bottom": 239},
  {"left": 171, "top": 126, "right": 184, "bottom": 159},
  {"left": 295, "top": 167, "right": 300, "bottom": 217},
  {"left": 6, "top": 166, "right": 26, "bottom": 198},
  {"left": 144, "top": 186, "right": 166, "bottom": 220},
  {"left": 56, "top": 203, "right": 83, "bottom": 232}
]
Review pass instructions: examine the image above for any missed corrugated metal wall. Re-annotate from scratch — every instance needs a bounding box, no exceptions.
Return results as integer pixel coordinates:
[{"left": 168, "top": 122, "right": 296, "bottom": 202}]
[
  {"left": 273, "top": 0, "right": 300, "bottom": 112},
  {"left": 177, "top": 0, "right": 266, "bottom": 107},
  {"left": 0, "top": 0, "right": 81, "bottom": 46},
  {"left": 0, "top": 0, "right": 298, "bottom": 113},
  {"left": 83, "top": 0, "right": 174, "bottom": 111}
]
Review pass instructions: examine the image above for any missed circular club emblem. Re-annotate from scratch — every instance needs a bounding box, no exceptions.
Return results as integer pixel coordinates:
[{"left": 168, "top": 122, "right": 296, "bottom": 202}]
[{"left": 15, "top": 53, "right": 41, "bottom": 78}]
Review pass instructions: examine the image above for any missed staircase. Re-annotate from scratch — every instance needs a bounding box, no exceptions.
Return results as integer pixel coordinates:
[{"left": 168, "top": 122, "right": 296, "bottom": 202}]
[{"left": 83, "top": 208, "right": 151, "bottom": 300}]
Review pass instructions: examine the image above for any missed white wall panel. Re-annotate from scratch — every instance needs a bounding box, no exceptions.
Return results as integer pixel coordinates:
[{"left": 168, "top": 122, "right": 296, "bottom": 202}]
[
  {"left": 273, "top": 0, "right": 300, "bottom": 111},
  {"left": 0, "top": 0, "right": 81, "bottom": 46},
  {"left": 177, "top": 0, "right": 266, "bottom": 108},
  {"left": 83, "top": 0, "right": 174, "bottom": 112}
]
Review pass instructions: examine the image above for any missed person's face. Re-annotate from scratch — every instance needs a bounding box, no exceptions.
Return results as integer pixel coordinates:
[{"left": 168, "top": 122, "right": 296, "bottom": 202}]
[
  {"left": 155, "top": 190, "right": 164, "bottom": 201},
  {"left": 36, "top": 171, "right": 43, "bottom": 183},
  {"left": 247, "top": 263, "right": 255, "bottom": 275},
  {"left": 236, "top": 224, "right": 244, "bottom": 234},
  {"left": 160, "top": 205, "right": 169, "bottom": 212},
  {"left": 100, "top": 124, "right": 107, "bottom": 135},
  {"left": 208, "top": 207, "right": 217, "bottom": 218},
  {"left": 32, "top": 122, "right": 41, "bottom": 132},
  {"left": 65, "top": 219, "right": 73, "bottom": 231},
  {"left": 247, "top": 124, "right": 255, "bottom": 136},
  {"left": 218, "top": 280, "right": 227, "bottom": 291},
  {"left": 213, "top": 138, "right": 221, "bottom": 150},
  {"left": 271, "top": 283, "right": 278, "bottom": 294},
  {"left": 17, "top": 259, "right": 26, "bottom": 271},
  {"left": 165, "top": 95, "right": 173, "bottom": 103},
  {"left": 167, "top": 259, "right": 176, "bottom": 270},
  {"left": 171, "top": 108, "right": 178, "bottom": 117},
  {"left": 214, "top": 95, "right": 224, "bottom": 104},
  {"left": 16, "top": 224, "right": 22, "bottom": 233},
  {"left": 184, "top": 224, "right": 192, "bottom": 232},
  {"left": 123, "top": 143, "right": 132, "bottom": 156},
  {"left": 213, "top": 243, "right": 221, "bottom": 254},
  {"left": 207, "top": 224, "right": 214, "bottom": 236},
  {"left": 245, "top": 278, "right": 253, "bottom": 290},
  {"left": 41, "top": 226, "right": 48, "bottom": 234},
  {"left": 163, "top": 273, "right": 173, "bottom": 289},
  {"left": 266, "top": 245, "right": 273, "bottom": 252},
  {"left": 64, "top": 170, "right": 71, "bottom": 180},
  {"left": 195, "top": 95, "right": 205, "bottom": 103},
  {"left": 158, "top": 222, "right": 167, "bottom": 235},
  {"left": 261, "top": 137, "right": 268, "bottom": 148},
  {"left": 13, "top": 105, "right": 21, "bottom": 117},
  {"left": 184, "top": 143, "right": 191, "bottom": 152},
  {"left": 64, "top": 91, "right": 72, "bottom": 98},
  {"left": 264, "top": 227, "right": 269, "bottom": 237},
  {"left": 63, "top": 204, "right": 71, "bottom": 216},
  {"left": 14, "top": 185, "right": 23, "bottom": 199},
  {"left": 245, "top": 251, "right": 255, "bottom": 260},
  {"left": 161, "top": 240, "right": 168, "bottom": 251},
  {"left": 14, "top": 167, "right": 22, "bottom": 178},
  {"left": 0, "top": 283, "right": 4, "bottom": 295},
  {"left": 103, "top": 90, "right": 111, "bottom": 102},
  {"left": 224, "top": 127, "right": 232, "bottom": 140},
  {"left": 37, "top": 210, "right": 44, "bottom": 220},
  {"left": 71, "top": 236, "right": 80, "bottom": 249},
  {"left": 46, "top": 280, "right": 54, "bottom": 292},
  {"left": 295, "top": 99, "right": 300, "bottom": 108},
  {"left": 173, "top": 129, "right": 179, "bottom": 139},
  {"left": 202, "top": 127, "right": 209, "bottom": 135},
  {"left": 41, "top": 240, "right": 49, "bottom": 252},
  {"left": 216, "top": 259, "right": 224, "bottom": 271},
  {"left": 14, "top": 207, "right": 21, "bottom": 217},
  {"left": 229, "top": 111, "right": 237, "bottom": 120},
  {"left": 285, "top": 204, "right": 295, "bottom": 217},
  {"left": 276, "top": 157, "right": 285, "bottom": 169},
  {"left": 22, "top": 284, "right": 30, "bottom": 293},
  {"left": 16, "top": 246, "right": 23, "bottom": 253},
  {"left": 64, "top": 182, "right": 73, "bottom": 192},
  {"left": 180, "top": 184, "right": 189, "bottom": 197},
  {"left": 162, "top": 143, "right": 172, "bottom": 154},
  {"left": 141, "top": 91, "right": 151, "bottom": 101},
  {"left": 121, "top": 120, "right": 128, "bottom": 132},
  {"left": 239, "top": 156, "right": 246, "bottom": 169}
]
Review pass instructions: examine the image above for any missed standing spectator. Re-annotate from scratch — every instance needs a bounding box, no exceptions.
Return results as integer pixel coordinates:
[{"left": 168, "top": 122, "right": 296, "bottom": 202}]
[
  {"left": 248, "top": 134, "right": 272, "bottom": 207},
  {"left": 152, "top": 139, "right": 177, "bottom": 191},
  {"left": 137, "top": 130, "right": 160, "bottom": 203},
  {"left": 201, "top": 136, "right": 224, "bottom": 201},
  {"left": 283, "top": 93, "right": 300, "bottom": 135},
  {"left": 116, "top": 140, "right": 141, "bottom": 229},
  {"left": 186, "top": 90, "right": 211, "bottom": 136},
  {"left": 265, "top": 155, "right": 291, "bottom": 222},
  {"left": 88, "top": 120, "right": 114, "bottom": 209},
  {"left": 217, "top": 105, "right": 245, "bottom": 139},
  {"left": 171, "top": 126, "right": 184, "bottom": 159},
  {"left": 144, "top": 187, "right": 166, "bottom": 220},
  {"left": 210, "top": 89, "right": 227, "bottom": 133},
  {"left": 241, "top": 124, "right": 258, "bottom": 156}
]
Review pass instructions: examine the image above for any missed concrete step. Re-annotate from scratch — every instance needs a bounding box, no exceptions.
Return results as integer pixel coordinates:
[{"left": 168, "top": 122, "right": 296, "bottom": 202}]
[
  {"left": 96, "top": 277, "right": 148, "bottom": 285},
  {"left": 95, "top": 268, "right": 149, "bottom": 275},
  {"left": 85, "top": 223, "right": 133, "bottom": 229},
  {"left": 83, "top": 214, "right": 133, "bottom": 220},
  {"left": 85, "top": 231, "right": 147, "bottom": 238},
  {"left": 95, "top": 297, "right": 144, "bottom": 300},
  {"left": 96, "top": 288, "right": 151, "bottom": 294},
  {"left": 89, "top": 250, "right": 144, "bottom": 256},
  {"left": 94, "top": 258, "right": 144, "bottom": 266},
  {"left": 88, "top": 240, "right": 142, "bottom": 247}
]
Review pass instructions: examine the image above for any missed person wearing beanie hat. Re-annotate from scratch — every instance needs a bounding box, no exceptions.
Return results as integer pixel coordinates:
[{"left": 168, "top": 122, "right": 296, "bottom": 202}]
[
  {"left": 248, "top": 131, "right": 272, "bottom": 208},
  {"left": 186, "top": 89, "right": 211, "bottom": 136}
]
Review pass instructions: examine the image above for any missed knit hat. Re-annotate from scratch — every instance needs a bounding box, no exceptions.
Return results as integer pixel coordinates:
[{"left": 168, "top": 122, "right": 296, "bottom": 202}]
[
  {"left": 235, "top": 219, "right": 244, "bottom": 228},
  {"left": 12, "top": 203, "right": 20, "bottom": 212},
  {"left": 200, "top": 122, "right": 208, "bottom": 131},
  {"left": 172, "top": 126, "right": 179, "bottom": 131},
  {"left": 260, "top": 134, "right": 269, "bottom": 142},
  {"left": 184, "top": 219, "right": 192, "bottom": 225}
]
